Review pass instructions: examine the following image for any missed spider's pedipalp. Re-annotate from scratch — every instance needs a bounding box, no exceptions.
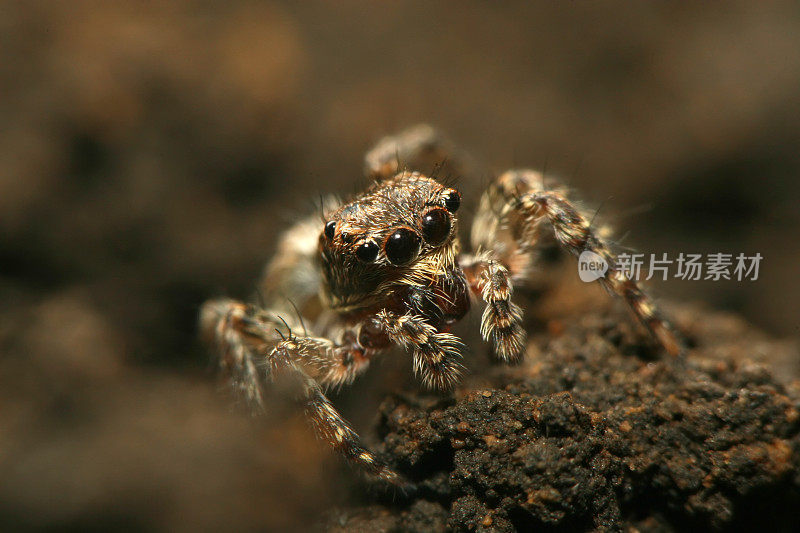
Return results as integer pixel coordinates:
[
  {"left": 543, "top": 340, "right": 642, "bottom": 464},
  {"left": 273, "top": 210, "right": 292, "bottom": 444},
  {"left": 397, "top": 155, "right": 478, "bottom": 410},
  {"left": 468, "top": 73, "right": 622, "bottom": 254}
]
[
  {"left": 462, "top": 255, "right": 526, "bottom": 362},
  {"left": 377, "top": 310, "right": 464, "bottom": 390},
  {"left": 268, "top": 331, "right": 371, "bottom": 390}
]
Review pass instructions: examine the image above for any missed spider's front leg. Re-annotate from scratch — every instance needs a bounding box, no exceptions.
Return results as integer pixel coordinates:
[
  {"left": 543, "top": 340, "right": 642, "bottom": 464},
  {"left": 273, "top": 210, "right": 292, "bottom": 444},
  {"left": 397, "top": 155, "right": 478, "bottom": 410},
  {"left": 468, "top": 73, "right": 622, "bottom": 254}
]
[
  {"left": 472, "top": 169, "right": 684, "bottom": 357},
  {"left": 268, "top": 337, "right": 409, "bottom": 489},
  {"left": 200, "top": 298, "right": 409, "bottom": 489}
]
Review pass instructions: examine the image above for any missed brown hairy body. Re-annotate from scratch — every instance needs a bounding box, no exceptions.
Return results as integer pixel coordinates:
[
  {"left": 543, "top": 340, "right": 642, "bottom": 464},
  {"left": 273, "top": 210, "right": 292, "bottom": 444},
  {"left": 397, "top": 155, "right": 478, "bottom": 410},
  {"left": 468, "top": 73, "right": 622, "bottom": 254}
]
[{"left": 200, "top": 125, "right": 682, "bottom": 489}]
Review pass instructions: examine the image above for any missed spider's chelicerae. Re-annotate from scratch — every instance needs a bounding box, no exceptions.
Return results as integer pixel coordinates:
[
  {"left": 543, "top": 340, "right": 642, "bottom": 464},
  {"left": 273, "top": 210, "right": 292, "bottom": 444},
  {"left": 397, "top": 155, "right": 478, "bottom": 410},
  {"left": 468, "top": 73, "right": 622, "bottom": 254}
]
[{"left": 200, "top": 125, "right": 683, "bottom": 488}]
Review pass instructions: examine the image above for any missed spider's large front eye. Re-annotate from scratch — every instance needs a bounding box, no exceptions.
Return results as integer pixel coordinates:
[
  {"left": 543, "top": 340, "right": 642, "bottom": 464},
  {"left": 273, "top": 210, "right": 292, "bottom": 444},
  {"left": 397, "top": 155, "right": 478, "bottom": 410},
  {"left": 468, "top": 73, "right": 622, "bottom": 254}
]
[
  {"left": 443, "top": 189, "right": 461, "bottom": 213},
  {"left": 384, "top": 227, "right": 420, "bottom": 265},
  {"left": 421, "top": 208, "right": 451, "bottom": 246},
  {"left": 355, "top": 240, "right": 379, "bottom": 263},
  {"left": 324, "top": 220, "right": 336, "bottom": 240}
]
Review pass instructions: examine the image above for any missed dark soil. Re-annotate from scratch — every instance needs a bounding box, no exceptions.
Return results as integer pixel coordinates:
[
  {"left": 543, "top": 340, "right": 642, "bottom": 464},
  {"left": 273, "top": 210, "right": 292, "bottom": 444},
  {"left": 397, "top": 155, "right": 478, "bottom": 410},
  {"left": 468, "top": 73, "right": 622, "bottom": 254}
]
[{"left": 327, "top": 303, "right": 800, "bottom": 532}]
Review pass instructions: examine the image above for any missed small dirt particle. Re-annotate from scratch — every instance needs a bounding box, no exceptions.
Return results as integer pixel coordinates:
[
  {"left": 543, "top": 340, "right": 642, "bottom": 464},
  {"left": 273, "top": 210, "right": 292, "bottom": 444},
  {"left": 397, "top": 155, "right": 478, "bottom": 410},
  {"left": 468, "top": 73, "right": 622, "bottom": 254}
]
[{"left": 483, "top": 435, "right": 501, "bottom": 447}]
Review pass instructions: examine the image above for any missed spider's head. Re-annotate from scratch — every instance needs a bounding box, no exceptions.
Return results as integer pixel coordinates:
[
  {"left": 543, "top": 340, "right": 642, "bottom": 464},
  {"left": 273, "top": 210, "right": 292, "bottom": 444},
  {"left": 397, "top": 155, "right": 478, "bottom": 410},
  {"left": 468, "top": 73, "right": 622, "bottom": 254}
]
[{"left": 318, "top": 171, "right": 461, "bottom": 310}]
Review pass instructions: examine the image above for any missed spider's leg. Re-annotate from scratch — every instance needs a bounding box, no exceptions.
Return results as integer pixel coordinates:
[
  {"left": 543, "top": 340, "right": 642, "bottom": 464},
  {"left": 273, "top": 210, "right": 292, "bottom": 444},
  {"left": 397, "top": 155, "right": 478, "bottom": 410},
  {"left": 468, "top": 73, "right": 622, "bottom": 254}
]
[
  {"left": 200, "top": 299, "right": 278, "bottom": 410},
  {"left": 473, "top": 169, "right": 684, "bottom": 357},
  {"left": 257, "top": 205, "right": 338, "bottom": 317},
  {"left": 364, "top": 124, "right": 472, "bottom": 180},
  {"left": 270, "top": 338, "right": 409, "bottom": 489},
  {"left": 461, "top": 255, "right": 526, "bottom": 362},
  {"left": 200, "top": 298, "right": 376, "bottom": 393},
  {"left": 200, "top": 298, "right": 408, "bottom": 488},
  {"left": 376, "top": 310, "right": 464, "bottom": 390}
]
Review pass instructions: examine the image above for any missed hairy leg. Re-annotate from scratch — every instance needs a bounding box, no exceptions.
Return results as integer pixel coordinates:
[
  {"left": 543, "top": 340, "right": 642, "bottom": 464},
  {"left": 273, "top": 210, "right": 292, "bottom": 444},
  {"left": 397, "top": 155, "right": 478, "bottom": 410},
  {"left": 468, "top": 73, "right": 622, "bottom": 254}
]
[
  {"left": 199, "top": 298, "right": 408, "bottom": 487},
  {"left": 268, "top": 333, "right": 408, "bottom": 488},
  {"left": 461, "top": 254, "right": 526, "bottom": 362},
  {"left": 257, "top": 201, "right": 339, "bottom": 318},
  {"left": 472, "top": 169, "right": 684, "bottom": 356},
  {"left": 364, "top": 124, "right": 474, "bottom": 181},
  {"left": 200, "top": 299, "right": 279, "bottom": 409}
]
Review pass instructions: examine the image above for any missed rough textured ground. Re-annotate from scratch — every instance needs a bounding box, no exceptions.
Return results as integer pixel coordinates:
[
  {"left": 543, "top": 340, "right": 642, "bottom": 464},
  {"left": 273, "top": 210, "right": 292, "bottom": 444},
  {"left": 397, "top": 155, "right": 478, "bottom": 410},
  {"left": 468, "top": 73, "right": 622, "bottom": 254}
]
[{"left": 327, "top": 302, "right": 800, "bottom": 532}]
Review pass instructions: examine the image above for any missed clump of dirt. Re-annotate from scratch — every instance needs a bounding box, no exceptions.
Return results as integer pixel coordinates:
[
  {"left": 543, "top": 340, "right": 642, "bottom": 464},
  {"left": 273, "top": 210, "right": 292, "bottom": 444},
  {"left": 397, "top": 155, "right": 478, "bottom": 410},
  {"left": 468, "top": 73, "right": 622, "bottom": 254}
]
[{"left": 328, "top": 304, "right": 800, "bottom": 532}]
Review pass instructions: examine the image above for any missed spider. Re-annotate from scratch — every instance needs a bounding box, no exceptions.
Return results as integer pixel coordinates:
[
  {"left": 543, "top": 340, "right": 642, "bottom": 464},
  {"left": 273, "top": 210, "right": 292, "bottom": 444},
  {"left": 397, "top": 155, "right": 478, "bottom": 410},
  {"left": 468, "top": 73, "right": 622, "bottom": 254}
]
[{"left": 200, "top": 125, "right": 683, "bottom": 489}]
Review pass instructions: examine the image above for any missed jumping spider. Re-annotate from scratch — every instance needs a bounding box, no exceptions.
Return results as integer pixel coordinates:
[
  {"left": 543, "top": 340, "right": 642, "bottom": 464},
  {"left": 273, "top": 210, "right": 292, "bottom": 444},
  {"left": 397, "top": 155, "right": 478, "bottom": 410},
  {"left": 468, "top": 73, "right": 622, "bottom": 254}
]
[{"left": 200, "top": 125, "right": 682, "bottom": 488}]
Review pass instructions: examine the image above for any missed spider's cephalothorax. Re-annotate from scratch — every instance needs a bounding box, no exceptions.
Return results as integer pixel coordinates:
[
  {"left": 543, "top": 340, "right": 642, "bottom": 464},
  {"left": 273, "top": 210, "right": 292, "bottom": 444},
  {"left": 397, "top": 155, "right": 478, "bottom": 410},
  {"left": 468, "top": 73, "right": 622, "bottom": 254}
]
[
  {"left": 318, "top": 172, "right": 463, "bottom": 315},
  {"left": 200, "top": 125, "right": 683, "bottom": 489}
]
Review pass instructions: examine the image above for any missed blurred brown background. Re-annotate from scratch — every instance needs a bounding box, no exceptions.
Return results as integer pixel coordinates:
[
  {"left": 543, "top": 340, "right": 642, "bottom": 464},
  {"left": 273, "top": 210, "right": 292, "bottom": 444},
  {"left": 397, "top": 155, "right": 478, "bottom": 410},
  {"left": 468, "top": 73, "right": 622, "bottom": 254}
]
[{"left": 1, "top": 1, "right": 799, "bottom": 531}]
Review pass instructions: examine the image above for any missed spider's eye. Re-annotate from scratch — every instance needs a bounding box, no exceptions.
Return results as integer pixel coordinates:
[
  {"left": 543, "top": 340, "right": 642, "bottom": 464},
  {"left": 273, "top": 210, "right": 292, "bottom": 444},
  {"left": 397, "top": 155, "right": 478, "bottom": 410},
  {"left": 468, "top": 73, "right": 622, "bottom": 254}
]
[
  {"left": 421, "top": 208, "right": 451, "bottom": 246},
  {"left": 324, "top": 220, "right": 336, "bottom": 240},
  {"left": 384, "top": 227, "right": 420, "bottom": 265},
  {"left": 355, "top": 240, "right": 379, "bottom": 263},
  {"left": 443, "top": 189, "right": 461, "bottom": 213}
]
